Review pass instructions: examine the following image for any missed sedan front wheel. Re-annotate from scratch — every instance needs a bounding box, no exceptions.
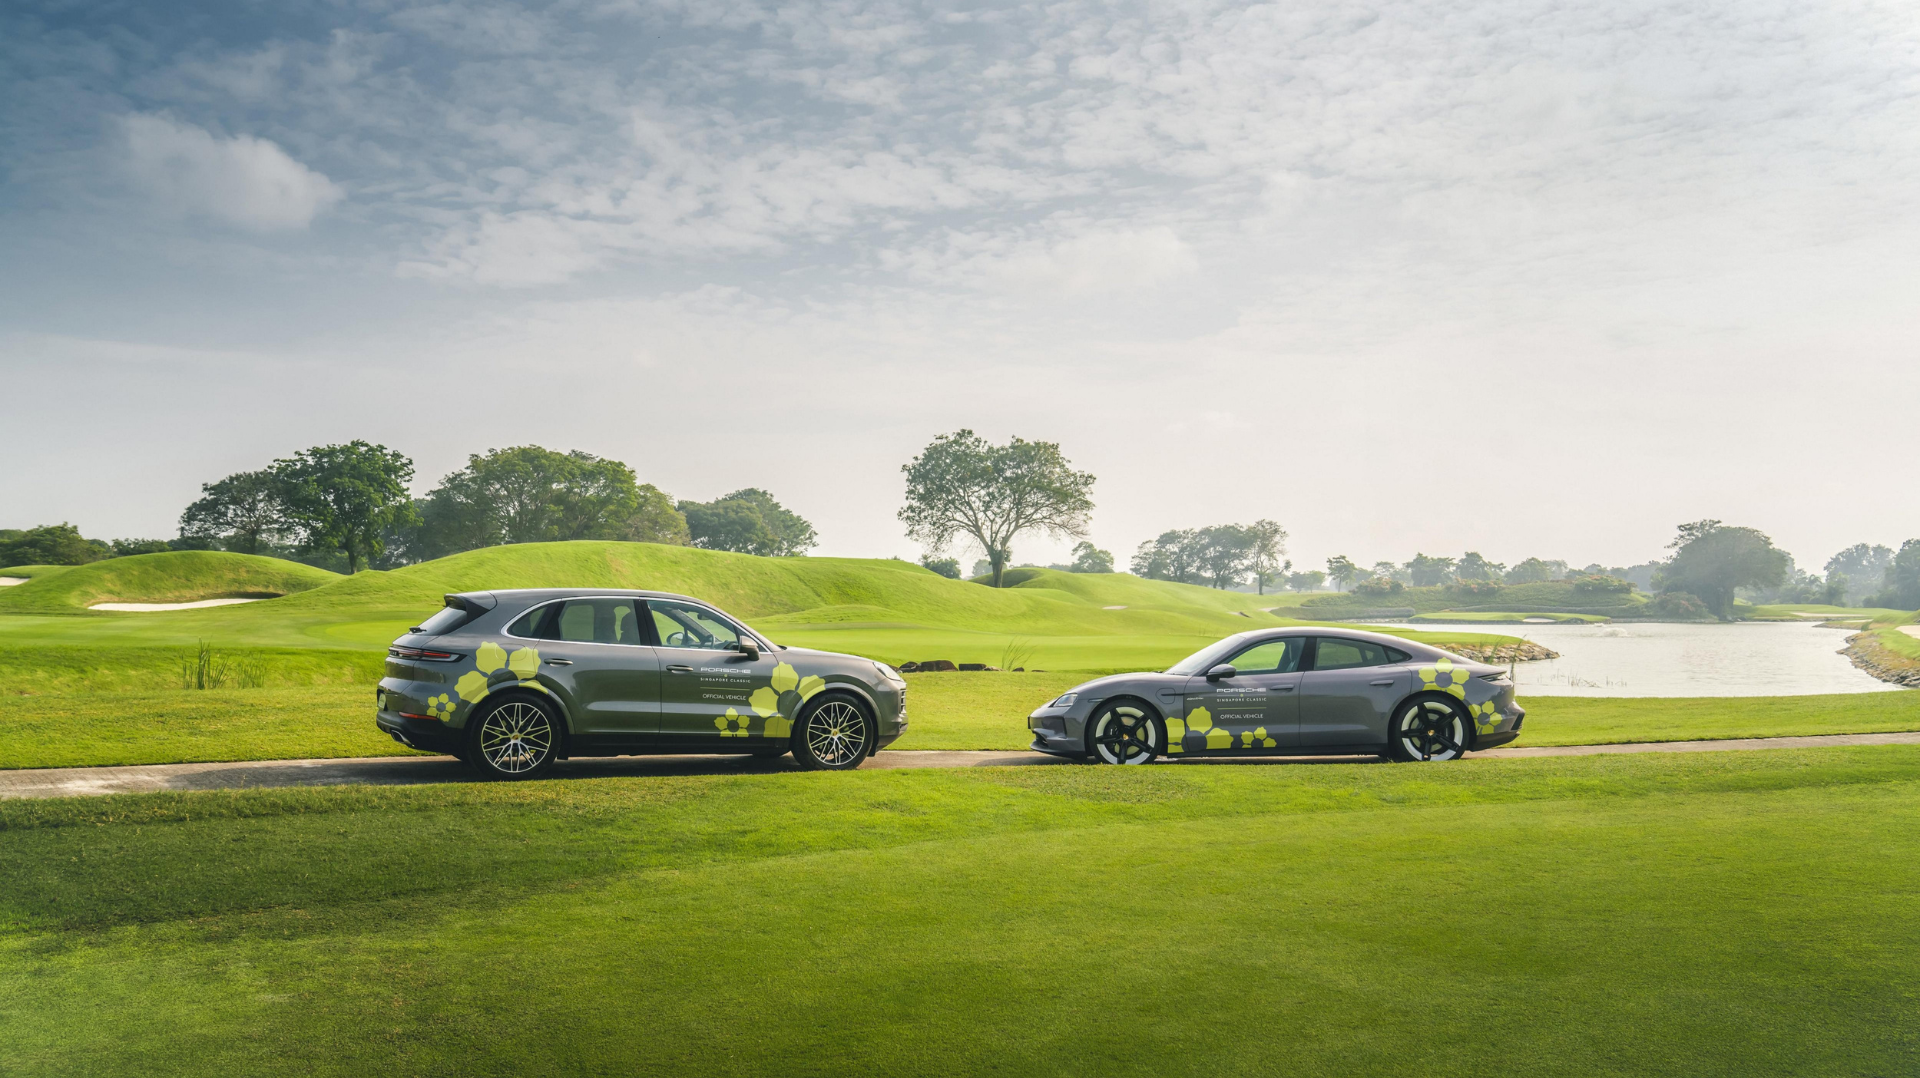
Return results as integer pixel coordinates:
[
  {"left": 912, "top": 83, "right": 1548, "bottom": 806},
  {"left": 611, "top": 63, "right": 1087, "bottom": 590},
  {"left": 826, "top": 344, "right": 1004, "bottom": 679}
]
[
  {"left": 1389, "top": 697, "right": 1469, "bottom": 762},
  {"left": 1088, "top": 700, "right": 1160, "bottom": 765}
]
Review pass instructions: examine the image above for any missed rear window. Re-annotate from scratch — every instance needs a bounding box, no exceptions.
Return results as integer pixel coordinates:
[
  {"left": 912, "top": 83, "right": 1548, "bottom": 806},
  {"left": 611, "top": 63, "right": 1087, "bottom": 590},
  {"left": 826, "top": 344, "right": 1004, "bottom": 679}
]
[{"left": 415, "top": 604, "right": 473, "bottom": 636}]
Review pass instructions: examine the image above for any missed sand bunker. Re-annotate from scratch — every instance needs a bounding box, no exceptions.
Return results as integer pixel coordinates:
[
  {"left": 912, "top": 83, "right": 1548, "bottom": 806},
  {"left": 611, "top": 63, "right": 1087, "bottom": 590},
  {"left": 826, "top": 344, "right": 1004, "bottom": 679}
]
[
  {"left": 0, "top": 577, "right": 27, "bottom": 587},
  {"left": 1103, "top": 605, "right": 1127, "bottom": 610},
  {"left": 89, "top": 598, "right": 266, "bottom": 612}
]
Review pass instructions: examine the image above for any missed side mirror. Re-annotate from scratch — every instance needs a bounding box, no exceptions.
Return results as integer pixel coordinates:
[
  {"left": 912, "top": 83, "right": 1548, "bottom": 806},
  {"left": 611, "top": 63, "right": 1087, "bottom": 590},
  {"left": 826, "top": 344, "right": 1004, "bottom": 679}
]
[
  {"left": 1205, "top": 664, "right": 1237, "bottom": 682},
  {"left": 733, "top": 640, "right": 761, "bottom": 660}
]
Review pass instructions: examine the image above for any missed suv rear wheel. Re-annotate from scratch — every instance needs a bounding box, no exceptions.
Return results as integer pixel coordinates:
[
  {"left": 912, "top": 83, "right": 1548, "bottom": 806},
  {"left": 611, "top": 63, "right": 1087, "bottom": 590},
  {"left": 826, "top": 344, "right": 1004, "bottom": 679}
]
[{"left": 466, "top": 696, "right": 560, "bottom": 780}]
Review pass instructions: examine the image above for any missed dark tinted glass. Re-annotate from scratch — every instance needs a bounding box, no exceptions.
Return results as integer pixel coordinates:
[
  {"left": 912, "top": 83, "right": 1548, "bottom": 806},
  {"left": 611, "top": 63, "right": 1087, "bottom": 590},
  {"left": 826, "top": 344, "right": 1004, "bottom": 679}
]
[
  {"left": 415, "top": 604, "right": 471, "bottom": 636},
  {"left": 506, "top": 605, "right": 551, "bottom": 638},
  {"left": 1385, "top": 646, "right": 1411, "bottom": 663},
  {"left": 1226, "top": 637, "right": 1303, "bottom": 674},
  {"left": 1312, "top": 638, "right": 1391, "bottom": 670},
  {"left": 551, "top": 598, "right": 643, "bottom": 644}
]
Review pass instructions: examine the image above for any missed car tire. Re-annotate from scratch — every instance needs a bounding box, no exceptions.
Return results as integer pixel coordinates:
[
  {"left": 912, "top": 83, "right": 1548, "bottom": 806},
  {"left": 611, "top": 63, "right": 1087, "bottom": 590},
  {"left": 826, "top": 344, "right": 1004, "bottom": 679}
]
[
  {"left": 790, "top": 693, "right": 874, "bottom": 771},
  {"left": 1387, "top": 696, "right": 1470, "bottom": 762},
  {"left": 1087, "top": 698, "right": 1162, "bottom": 765},
  {"left": 464, "top": 694, "right": 561, "bottom": 780}
]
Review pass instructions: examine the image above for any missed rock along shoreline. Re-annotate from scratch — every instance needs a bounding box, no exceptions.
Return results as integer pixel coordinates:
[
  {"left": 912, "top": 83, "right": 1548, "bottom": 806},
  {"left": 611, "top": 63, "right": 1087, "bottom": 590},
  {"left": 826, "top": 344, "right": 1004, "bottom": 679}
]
[{"left": 1841, "top": 631, "right": 1920, "bottom": 688}]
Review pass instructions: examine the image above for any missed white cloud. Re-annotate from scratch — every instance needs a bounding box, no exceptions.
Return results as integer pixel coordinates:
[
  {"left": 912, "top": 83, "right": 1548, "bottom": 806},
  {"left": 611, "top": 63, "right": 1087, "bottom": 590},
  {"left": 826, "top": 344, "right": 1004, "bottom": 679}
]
[{"left": 121, "top": 113, "right": 342, "bottom": 231}]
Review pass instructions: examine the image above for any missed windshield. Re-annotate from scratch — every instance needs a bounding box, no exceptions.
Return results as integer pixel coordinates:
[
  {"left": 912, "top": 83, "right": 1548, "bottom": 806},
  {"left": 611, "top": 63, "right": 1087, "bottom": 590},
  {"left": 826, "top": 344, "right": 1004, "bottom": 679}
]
[{"left": 1165, "top": 637, "right": 1242, "bottom": 676}]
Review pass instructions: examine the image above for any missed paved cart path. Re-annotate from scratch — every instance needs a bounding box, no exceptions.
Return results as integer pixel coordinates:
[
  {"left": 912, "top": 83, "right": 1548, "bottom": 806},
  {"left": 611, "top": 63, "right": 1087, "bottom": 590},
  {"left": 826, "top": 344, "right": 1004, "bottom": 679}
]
[{"left": 4, "top": 731, "right": 1920, "bottom": 800}]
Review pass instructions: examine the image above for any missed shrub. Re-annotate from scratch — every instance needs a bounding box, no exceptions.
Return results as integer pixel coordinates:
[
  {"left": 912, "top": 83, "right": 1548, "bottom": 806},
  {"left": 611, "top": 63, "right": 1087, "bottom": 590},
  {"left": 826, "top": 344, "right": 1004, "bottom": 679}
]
[
  {"left": 1571, "top": 574, "right": 1633, "bottom": 595},
  {"left": 920, "top": 556, "right": 962, "bottom": 579},
  {"left": 1646, "top": 592, "right": 1711, "bottom": 620},
  {"left": 1353, "top": 576, "right": 1405, "bottom": 598}
]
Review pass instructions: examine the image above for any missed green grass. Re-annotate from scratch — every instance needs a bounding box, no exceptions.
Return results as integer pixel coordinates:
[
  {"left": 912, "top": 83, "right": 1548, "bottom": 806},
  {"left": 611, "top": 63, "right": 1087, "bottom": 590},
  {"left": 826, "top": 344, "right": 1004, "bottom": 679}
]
[
  {"left": 1742, "top": 603, "right": 1912, "bottom": 621},
  {"left": 0, "top": 565, "right": 75, "bottom": 581},
  {"left": 5, "top": 675, "right": 1916, "bottom": 768},
  {"left": 1, "top": 644, "right": 384, "bottom": 695},
  {"left": 0, "top": 552, "right": 339, "bottom": 615},
  {"left": 2, "top": 749, "right": 1917, "bottom": 1075}
]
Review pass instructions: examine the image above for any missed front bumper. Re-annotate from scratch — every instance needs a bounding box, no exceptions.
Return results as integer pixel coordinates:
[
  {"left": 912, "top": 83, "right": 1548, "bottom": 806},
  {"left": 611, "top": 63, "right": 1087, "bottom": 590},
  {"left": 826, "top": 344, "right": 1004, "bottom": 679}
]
[{"left": 1028, "top": 707, "right": 1087, "bottom": 758}]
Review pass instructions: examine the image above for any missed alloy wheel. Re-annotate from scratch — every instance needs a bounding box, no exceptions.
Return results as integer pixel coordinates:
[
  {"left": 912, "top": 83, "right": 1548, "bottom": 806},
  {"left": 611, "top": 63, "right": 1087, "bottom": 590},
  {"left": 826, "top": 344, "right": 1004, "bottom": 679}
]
[
  {"left": 1396, "top": 700, "right": 1466, "bottom": 761},
  {"left": 1091, "top": 703, "right": 1159, "bottom": 764},
  {"left": 478, "top": 700, "right": 555, "bottom": 774},
  {"left": 805, "top": 699, "right": 869, "bottom": 767}
]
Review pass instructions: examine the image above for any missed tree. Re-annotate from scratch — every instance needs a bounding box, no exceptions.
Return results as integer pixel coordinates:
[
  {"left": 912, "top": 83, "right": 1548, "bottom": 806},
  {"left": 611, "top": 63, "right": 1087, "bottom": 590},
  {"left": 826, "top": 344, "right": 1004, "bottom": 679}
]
[
  {"left": 178, "top": 469, "right": 287, "bottom": 555},
  {"left": 1504, "top": 557, "right": 1555, "bottom": 584},
  {"left": 1325, "top": 555, "right": 1361, "bottom": 591},
  {"left": 274, "top": 441, "right": 417, "bottom": 574},
  {"left": 1870, "top": 539, "right": 1920, "bottom": 610},
  {"left": 418, "top": 447, "right": 678, "bottom": 558},
  {"left": 920, "top": 555, "right": 962, "bottom": 579},
  {"left": 1657, "top": 519, "right": 1791, "bottom": 620},
  {"left": 1406, "top": 553, "right": 1457, "bottom": 587},
  {"left": 1244, "top": 520, "right": 1286, "bottom": 594},
  {"left": 1825, "top": 543, "right": 1895, "bottom": 607},
  {"left": 1287, "top": 569, "right": 1327, "bottom": 592},
  {"left": 0, "top": 524, "right": 108, "bottom": 566},
  {"left": 898, "top": 430, "right": 1095, "bottom": 588},
  {"left": 1456, "top": 552, "right": 1504, "bottom": 582},
  {"left": 680, "top": 489, "right": 816, "bottom": 556},
  {"left": 1068, "top": 541, "right": 1114, "bottom": 573},
  {"left": 1131, "top": 530, "right": 1200, "bottom": 584}
]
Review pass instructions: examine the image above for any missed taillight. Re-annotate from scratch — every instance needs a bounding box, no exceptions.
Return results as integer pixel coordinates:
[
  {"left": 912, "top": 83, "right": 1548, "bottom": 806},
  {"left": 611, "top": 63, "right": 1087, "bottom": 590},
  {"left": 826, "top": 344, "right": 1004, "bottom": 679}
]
[{"left": 388, "top": 646, "right": 462, "bottom": 662}]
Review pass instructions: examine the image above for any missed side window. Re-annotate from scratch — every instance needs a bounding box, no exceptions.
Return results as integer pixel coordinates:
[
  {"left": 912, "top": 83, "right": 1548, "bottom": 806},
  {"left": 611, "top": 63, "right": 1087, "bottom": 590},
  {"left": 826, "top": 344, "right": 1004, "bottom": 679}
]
[
  {"left": 1312, "top": 637, "right": 1390, "bottom": 670},
  {"left": 648, "top": 599, "right": 744, "bottom": 650},
  {"left": 527, "top": 598, "right": 643, "bottom": 645},
  {"left": 1226, "top": 637, "right": 1303, "bottom": 674},
  {"left": 507, "top": 604, "right": 554, "bottom": 638}
]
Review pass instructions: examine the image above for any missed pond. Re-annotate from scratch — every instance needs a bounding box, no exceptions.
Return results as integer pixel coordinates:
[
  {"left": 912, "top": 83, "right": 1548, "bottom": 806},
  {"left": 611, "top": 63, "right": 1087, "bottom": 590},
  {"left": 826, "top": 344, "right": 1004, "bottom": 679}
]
[{"left": 1425, "top": 620, "right": 1903, "bottom": 697}]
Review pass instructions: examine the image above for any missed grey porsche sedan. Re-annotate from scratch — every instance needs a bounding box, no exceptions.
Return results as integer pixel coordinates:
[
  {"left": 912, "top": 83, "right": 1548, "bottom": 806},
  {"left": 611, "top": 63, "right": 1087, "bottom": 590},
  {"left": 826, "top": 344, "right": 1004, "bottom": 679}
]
[
  {"left": 1028, "top": 628, "right": 1524, "bottom": 764},
  {"left": 376, "top": 589, "right": 908, "bottom": 779}
]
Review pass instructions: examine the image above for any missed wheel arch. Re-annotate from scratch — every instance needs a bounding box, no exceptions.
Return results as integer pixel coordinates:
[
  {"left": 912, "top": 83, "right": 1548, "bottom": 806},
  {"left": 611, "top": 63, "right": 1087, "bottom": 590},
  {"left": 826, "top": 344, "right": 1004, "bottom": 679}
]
[
  {"left": 1081, "top": 694, "right": 1167, "bottom": 756},
  {"left": 1389, "top": 689, "right": 1476, "bottom": 751},
  {"left": 468, "top": 685, "right": 575, "bottom": 745}
]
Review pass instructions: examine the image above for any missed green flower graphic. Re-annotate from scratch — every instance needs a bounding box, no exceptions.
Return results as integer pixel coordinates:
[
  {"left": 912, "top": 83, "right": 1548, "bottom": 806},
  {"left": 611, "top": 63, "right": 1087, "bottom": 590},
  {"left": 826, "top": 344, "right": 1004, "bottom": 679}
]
[
  {"left": 1165, "top": 713, "right": 1187, "bottom": 753},
  {"left": 1184, "top": 704, "right": 1232, "bottom": 750},
  {"left": 749, "top": 662, "right": 826, "bottom": 739},
  {"left": 425, "top": 693, "right": 456, "bottom": 721},
  {"left": 1469, "top": 698, "right": 1502, "bottom": 732},
  {"left": 1418, "top": 658, "right": 1472, "bottom": 700},
  {"left": 715, "top": 707, "right": 751, "bottom": 737},
  {"left": 456, "top": 640, "right": 542, "bottom": 703},
  {"left": 1239, "top": 726, "right": 1277, "bottom": 748}
]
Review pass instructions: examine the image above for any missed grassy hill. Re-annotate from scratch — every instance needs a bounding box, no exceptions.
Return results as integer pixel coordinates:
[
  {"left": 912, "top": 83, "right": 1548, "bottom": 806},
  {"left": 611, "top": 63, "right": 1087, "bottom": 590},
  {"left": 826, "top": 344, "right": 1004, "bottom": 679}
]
[
  {"left": 0, "top": 542, "right": 1516, "bottom": 677},
  {"left": 0, "top": 552, "right": 340, "bottom": 616}
]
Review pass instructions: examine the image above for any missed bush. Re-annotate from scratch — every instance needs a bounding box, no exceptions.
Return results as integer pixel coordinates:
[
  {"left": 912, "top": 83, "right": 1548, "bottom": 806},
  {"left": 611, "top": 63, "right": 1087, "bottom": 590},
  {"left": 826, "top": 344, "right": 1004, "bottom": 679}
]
[
  {"left": 920, "top": 556, "right": 962, "bottom": 579},
  {"left": 0, "top": 523, "right": 109, "bottom": 566},
  {"left": 1571, "top": 574, "right": 1633, "bottom": 596},
  {"left": 1647, "top": 592, "right": 1711, "bottom": 620},
  {"left": 1450, "top": 580, "right": 1503, "bottom": 599},
  {"left": 1353, "top": 576, "right": 1405, "bottom": 598}
]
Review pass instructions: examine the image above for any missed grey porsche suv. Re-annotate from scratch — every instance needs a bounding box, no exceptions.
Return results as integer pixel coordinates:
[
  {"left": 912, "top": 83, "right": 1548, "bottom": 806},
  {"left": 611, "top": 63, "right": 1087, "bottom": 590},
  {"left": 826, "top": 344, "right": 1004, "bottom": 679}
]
[
  {"left": 377, "top": 589, "right": 908, "bottom": 778},
  {"left": 1028, "top": 628, "right": 1523, "bottom": 764}
]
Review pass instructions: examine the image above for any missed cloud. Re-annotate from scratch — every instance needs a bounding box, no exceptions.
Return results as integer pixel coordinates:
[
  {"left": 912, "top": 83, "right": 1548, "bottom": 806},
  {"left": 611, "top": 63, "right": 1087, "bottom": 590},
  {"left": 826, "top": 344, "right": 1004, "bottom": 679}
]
[{"left": 121, "top": 113, "right": 342, "bottom": 231}]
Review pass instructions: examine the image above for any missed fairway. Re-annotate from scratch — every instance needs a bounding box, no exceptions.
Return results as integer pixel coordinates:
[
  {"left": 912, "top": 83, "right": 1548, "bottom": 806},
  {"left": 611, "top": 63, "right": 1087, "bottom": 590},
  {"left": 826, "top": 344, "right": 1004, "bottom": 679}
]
[{"left": 3, "top": 748, "right": 1917, "bottom": 1076}]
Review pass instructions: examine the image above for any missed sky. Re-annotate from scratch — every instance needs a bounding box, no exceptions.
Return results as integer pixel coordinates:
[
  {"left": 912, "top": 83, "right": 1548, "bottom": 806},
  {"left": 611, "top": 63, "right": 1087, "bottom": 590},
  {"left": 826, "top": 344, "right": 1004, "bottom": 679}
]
[{"left": 3, "top": 0, "right": 1918, "bottom": 576}]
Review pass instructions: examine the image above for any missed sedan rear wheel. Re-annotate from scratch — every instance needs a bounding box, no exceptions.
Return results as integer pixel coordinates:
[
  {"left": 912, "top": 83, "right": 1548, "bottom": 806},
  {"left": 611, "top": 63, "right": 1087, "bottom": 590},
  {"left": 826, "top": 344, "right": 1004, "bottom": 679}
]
[
  {"left": 1089, "top": 700, "right": 1160, "bottom": 765},
  {"left": 1389, "top": 697, "right": 1469, "bottom": 762},
  {"left": 467, "top": 696, "right": 559, "bottom": 780}
]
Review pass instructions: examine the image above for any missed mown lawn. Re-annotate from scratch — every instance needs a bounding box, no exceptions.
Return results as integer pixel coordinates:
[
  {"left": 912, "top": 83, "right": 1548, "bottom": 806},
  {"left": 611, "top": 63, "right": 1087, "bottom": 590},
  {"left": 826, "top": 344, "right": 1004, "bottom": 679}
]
[
  {"left": 3, "top": 677, "right": 1918, "bottom": 768},
  {"left": 2, "top": 748, "right": 1917, "bottom": 1076}
]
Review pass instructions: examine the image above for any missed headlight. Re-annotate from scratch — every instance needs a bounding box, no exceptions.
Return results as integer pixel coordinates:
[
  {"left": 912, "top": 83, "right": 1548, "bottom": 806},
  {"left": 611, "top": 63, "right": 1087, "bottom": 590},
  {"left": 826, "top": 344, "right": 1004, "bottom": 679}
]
[
  {"left": 1048, "top": 692, "right": 1078, "bottom": 708},
  {"left": 873, "top": 661, "right": 905, "bottom": 684}
]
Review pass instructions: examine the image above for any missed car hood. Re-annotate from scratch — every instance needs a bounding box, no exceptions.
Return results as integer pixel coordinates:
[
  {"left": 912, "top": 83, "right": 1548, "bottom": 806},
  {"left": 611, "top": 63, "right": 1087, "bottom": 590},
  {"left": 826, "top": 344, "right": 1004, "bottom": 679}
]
[{"left": 1066, "top": 670, "right": 1188, "bottom": 697}]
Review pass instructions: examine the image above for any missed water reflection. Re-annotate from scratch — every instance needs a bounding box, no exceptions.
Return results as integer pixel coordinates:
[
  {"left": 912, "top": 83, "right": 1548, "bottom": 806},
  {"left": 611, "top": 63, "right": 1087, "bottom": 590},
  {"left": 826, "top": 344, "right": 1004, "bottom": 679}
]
[{"left": 1426, "top": 620, "right": 1902, "bottom": 697}]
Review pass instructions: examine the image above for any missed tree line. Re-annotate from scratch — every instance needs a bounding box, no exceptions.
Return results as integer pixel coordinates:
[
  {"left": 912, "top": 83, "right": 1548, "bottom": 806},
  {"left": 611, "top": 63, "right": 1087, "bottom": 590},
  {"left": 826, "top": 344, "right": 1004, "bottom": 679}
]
[{"left": 1, "top": 441, "right": 817, "bottom": 573}]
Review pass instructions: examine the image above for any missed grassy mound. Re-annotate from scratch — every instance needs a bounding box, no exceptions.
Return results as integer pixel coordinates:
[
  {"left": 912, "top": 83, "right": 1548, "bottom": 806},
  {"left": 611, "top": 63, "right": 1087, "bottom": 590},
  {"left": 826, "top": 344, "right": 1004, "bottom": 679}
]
[
  {"left": 0, "top": 543, "right": 1518, "bottom": 665},
  {"left": 0, "top": 552, "right": 339, "bottom": 616}
]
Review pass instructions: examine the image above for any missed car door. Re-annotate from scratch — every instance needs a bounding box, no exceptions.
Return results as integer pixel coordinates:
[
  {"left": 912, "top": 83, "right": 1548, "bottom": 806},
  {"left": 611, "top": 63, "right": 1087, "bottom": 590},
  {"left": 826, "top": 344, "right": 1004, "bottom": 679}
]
[
  {"left": 507, "top": 597, "right": 661, "bottom": 736},
  {"left": 1177, "top": 636, "right": 1304, "bottom": 751},
  {"left": 1298, "top": 637, "right": 1411, "bottom": 747},
  {"left": 646, "top": 598, "right": 780, "bottom": 743}
]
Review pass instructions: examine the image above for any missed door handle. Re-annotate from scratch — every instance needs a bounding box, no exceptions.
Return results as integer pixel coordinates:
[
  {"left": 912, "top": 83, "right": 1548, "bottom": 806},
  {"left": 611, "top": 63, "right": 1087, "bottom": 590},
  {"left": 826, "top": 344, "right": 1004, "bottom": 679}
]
[
  {"left": 1370, "top": 679, "right": 1395, "bottom": 687},
  {"left": 667, "top": 665, "right": 693, "bottom": 674},
  {"left": 544, "top": 659, "right": 573, "bottom": 666},
  {"left": 1274, "top": 685, "right": 1295, "bottom": 692}
]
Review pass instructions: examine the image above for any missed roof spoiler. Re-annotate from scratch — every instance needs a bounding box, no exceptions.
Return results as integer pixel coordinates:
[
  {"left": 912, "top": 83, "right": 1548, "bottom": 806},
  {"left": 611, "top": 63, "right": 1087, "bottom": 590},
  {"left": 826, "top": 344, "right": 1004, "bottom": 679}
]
[{"left": 446, "top": 592, "right": 496, "bottom": 613}]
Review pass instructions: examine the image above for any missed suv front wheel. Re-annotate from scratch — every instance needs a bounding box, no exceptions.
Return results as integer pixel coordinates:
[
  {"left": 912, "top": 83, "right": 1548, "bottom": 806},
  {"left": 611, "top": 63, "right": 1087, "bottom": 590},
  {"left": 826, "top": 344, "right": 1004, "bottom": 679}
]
[{"left": 790, "top": 694, "right": 873, "bottom": 771}]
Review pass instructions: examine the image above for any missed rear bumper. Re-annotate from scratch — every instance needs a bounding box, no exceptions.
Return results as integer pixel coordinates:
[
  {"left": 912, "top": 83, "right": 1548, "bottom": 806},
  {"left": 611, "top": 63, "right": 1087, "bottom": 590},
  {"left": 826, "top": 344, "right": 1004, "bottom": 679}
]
[{"left": 376, "top": 710, "right": 462, "bottom": 754}]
